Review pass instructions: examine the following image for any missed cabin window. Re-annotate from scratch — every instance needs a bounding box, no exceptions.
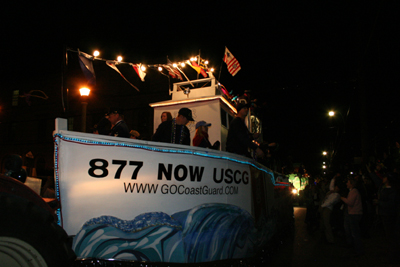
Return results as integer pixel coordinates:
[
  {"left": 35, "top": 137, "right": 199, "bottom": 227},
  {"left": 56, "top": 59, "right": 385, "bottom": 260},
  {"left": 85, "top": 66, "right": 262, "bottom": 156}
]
[{"left": 220, "top": 108, "right": 227, "bottom": 128}]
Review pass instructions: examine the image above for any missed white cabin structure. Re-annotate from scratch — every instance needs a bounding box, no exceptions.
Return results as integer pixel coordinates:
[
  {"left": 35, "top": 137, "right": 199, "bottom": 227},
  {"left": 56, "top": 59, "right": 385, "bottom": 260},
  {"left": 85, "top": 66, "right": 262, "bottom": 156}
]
[{"left": 150, "top": 77, "right": 262, "bottom": 151}]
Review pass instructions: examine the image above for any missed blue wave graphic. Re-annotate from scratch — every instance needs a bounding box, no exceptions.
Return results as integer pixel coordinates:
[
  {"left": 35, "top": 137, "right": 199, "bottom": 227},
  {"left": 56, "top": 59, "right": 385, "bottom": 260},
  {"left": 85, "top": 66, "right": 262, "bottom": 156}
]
[{"left": 73, "top": 203, "right": 274, "bottom": 263}]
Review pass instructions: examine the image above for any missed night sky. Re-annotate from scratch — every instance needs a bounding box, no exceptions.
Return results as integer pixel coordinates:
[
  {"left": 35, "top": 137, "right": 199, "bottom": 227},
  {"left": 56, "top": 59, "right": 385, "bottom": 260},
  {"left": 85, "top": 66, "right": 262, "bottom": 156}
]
[{"left": 3, "top": 1, "right": 399, "bottom": 174}]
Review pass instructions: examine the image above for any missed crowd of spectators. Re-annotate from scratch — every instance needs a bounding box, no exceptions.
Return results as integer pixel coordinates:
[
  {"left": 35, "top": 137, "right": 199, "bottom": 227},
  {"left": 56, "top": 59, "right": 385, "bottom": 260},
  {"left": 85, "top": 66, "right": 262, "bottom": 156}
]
[{"left": 303, "top": 141, "right": 400, "bottom": 262}]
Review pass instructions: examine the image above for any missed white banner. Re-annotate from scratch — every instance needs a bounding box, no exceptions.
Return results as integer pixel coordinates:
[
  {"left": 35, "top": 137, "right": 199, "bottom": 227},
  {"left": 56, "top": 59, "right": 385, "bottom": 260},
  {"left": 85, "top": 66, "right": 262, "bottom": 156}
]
[{"left": 55, "top": 133, "right": 252, "bottom": 236}]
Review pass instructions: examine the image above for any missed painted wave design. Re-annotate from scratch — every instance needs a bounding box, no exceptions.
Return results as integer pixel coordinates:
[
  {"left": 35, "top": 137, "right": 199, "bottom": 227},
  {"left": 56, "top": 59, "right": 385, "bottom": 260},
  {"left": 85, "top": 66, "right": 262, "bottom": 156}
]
[
  {"left": 73, "top": 212, "right": 184, "bottom": 262},
  {"left": 180, "top": 203, "right": 255, "bottom": 262},
  {"left": 73, "top": 204, "right": 267, "bottom": 263}
]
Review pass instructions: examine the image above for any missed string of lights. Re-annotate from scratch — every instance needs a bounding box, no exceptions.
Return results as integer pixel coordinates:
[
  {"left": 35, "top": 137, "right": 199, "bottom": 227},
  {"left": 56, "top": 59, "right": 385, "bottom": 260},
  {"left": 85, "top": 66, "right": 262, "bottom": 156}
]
[{"left": 67, "top": 48, "right": 215, "bottom": 75}]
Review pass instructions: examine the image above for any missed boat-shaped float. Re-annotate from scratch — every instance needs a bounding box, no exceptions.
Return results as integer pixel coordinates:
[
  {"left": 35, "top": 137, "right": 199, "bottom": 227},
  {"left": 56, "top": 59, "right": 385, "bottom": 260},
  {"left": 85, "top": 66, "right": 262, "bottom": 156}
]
[{"left": 53, "top": 77, "right": 294, "bottom": 265}]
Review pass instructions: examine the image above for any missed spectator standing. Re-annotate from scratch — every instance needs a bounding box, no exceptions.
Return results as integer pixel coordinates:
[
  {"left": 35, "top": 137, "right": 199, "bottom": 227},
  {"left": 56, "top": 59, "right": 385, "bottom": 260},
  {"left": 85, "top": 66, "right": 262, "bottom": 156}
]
[
  {"left": 304, "top": 178, "right": 320, "bottom": 233},
  {"left": 341, "top": 177, "right": 364, "bottom": 256},
  {"left": 375, "top": 172, "right": 400, "bottom": 263},
  {"left": 320, "top": 183, "right": 342, "bottom": 243},
  {"left": 329, "top": 173, "right": 341, "bottom": 191}
]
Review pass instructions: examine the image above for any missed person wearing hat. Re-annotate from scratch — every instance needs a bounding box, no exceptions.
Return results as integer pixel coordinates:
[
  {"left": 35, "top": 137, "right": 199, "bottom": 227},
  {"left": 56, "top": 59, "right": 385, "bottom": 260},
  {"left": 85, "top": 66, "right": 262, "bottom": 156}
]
[
  {"left": 226, "top": 99, "right": 264, "bottom": 158},
  {"left": 129, "top": 130, "right": 140, "bottom": 139},
  {"left": 107, "top": 108, "right": 130, "bottom": 138},
  {"left": 152, "top": 107, "right": 193, "bottom": 145},
  {"left": 193, "top": 121, "right": 220, "bottom": 149}
]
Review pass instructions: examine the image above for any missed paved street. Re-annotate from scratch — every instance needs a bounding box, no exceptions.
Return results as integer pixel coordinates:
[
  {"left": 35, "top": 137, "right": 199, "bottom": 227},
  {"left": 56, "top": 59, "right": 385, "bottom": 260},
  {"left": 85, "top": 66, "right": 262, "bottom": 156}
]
[{"left": 268, "top": 207, "right": 399, "bottom": 267}]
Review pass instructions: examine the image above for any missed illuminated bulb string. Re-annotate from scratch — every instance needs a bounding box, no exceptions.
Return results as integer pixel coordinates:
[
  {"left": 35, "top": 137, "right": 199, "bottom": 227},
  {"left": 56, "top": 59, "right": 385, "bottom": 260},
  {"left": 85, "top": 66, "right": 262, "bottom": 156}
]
[
  {"left": 69, "top": 48, "right": 213, "bottom": 74},
  {"left": 53, "top": 138, "right": 62, "bottom": 225}
]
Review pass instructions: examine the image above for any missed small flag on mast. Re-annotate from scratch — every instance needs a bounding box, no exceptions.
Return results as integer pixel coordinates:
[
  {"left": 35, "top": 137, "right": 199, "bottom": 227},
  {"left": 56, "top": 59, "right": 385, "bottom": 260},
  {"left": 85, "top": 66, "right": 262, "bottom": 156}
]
[
  {"left": 131, "top": 64, "right": 146, "bottom": 81},
  {"left": 187, "top": 60, "right": 207, "bottom": 78},
  {"left": 78, "top": 52, "right": 96, "bottom": 85},
  {"left": 163, "top": 65, "right": 183, "bottom": 80},
  {"left": 106, "top": 61, "right": 140, "bottom": 92},
  {"left": 223, "top": 47, "right": 241, "bottom": 76}
]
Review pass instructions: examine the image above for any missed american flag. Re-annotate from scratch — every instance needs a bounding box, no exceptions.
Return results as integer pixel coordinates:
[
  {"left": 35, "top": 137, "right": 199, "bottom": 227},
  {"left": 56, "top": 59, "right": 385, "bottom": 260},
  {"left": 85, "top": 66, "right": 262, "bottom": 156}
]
[
  {"left": 223, "top": 47, "right": 241, "bottom": 76},
  {"left": 163, "top": 65, "right": 183, "bottom": 80}
]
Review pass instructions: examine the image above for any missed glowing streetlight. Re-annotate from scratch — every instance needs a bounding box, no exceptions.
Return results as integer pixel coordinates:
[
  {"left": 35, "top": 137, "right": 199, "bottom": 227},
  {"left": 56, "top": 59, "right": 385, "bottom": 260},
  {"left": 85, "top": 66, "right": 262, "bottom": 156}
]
[
  {"left": 322, "top": 151, "right": 327, "bottom": 156},
  {"left": 79, "top": 87, "right": 91, "bottom": 132},
  {"left": 79, "top": 87, "right": 90, "bottom": 97}
]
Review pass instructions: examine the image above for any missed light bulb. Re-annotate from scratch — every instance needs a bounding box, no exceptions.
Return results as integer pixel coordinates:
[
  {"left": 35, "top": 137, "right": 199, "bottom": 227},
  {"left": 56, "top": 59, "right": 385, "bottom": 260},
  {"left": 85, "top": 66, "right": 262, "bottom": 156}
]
[{"left": 79, "top": 87, "right": 90, "bottom": 96}]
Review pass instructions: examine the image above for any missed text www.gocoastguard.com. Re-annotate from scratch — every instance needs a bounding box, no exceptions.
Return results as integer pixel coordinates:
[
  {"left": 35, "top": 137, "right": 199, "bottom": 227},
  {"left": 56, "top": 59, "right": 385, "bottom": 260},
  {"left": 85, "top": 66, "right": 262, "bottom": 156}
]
[{"left": 123, "top": 183, "right": 239, "bottom": 195}]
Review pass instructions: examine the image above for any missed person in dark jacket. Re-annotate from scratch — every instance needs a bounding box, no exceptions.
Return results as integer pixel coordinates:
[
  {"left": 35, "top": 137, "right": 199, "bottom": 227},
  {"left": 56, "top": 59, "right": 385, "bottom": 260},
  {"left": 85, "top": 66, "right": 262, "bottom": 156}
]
[
  {"left": 226, "top": 99, "right": 264, "bottom": 158},
  {"left": 375, "top": 172, "right": 400, "bottom": 262},
  {"left": 93, "top": 116, "right": 111, "bottom": 135},
  {"left": 152, "top": 107, "right": 193, "bottom": 145},
  {"left": 107, "top": 108, "right": 130, "bottom": 138},
  {"left": 377, "top": 173, "right": 400, "bottom": 232}
]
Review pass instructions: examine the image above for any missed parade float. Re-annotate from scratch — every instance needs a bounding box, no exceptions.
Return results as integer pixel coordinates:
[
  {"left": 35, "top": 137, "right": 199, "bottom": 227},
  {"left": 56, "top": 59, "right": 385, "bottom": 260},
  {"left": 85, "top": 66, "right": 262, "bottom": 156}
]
[
  {"left": 0, "top": 48, "right": 293, "bottom": 266},
  {"left": 51, "top": 76, "right": 294, "bottom": 265}
]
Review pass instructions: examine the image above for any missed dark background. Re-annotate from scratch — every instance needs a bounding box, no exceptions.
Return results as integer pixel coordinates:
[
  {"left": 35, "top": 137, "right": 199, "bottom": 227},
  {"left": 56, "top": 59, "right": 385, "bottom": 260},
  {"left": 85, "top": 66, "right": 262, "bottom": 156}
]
[{"left": 1, "top": 1, "right": 399, "bottom": 175}]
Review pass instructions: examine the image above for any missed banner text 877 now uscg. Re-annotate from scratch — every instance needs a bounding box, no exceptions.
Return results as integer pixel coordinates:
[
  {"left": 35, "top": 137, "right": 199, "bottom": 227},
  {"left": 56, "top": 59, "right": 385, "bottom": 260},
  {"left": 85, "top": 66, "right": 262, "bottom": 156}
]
[{"left": 87, "top": 159, "right": 249, "bottom": 195}]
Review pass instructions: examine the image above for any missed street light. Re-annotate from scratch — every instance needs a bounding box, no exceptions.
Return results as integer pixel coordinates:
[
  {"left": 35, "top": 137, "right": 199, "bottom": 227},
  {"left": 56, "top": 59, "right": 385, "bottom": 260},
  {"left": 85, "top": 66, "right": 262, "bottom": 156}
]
[{"left": 79, "top": 87, "right": 90, "bottom": 132}]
